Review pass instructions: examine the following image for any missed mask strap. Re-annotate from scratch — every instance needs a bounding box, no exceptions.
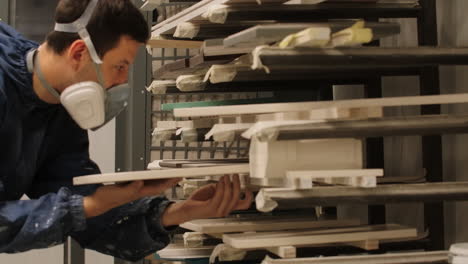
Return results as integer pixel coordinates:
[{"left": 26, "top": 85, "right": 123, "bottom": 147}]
[
  {"left": 54, "top": 0, "right": 98, "bottom": 33},
  {"left": 54, "top": 0, "right": 103, "bottom": 64},
  {"left": 28, "top": 49, "right": 61, "bottom": 100},
  {"left": 78, "top": 28, "right": 103, "bottom": 65},
  {"left": 92, "top": 61, "right": 106, "bottom": 88}
]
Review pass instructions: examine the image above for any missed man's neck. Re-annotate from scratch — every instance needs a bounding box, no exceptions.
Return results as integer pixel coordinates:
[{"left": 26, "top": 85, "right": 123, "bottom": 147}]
[{"left": 32, "top": 45, "right": 66, "bottom": 104}]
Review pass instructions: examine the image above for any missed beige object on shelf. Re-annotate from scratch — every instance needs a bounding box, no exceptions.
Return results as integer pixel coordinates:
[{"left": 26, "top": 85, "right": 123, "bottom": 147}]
[
  {"left": 201, "top": 4, "right": 230, "bottom": 23},
  {"left": 174, "top": 22, "right": 200, "bottom": 39},
  {"left": 176, "top": 74, "right": 207, "bottom": 91},
  {"left": 286, "top": 169, "right": 384, "bottom": 189},
  {"left": 278, "top": 27, "right": 331, "bottom": 49},
  {"left": 249, "top": 137, "right": 363, "bottom": 181},
  {"left": 146, "top": 80, "right": 176, "bottom": 94},
  {"left": 205, "top": 123, "right": 253, "bottom": 141},
  {"left": 331, "top": 20, "right": 373, "bottom": 47},
  {"left": 209, "top": 244, "right": 247, "bottom": 263}
]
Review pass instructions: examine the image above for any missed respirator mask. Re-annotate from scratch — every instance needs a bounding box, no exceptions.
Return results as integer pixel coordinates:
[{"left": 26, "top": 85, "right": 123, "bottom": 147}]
[{"left": 26, "top": 0, "right": 130, "bottom": 131}]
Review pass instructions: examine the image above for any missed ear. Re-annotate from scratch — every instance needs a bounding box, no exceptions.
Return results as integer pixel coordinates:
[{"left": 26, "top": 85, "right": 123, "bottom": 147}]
[{"left": 66, "top": 39, "right": 90, "bottom": 71}]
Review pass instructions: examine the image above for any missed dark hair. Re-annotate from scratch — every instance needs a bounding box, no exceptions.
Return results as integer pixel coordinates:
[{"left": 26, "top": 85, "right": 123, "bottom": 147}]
[{"left": 46, "top": 0, "right": 149, "bottom": 57}]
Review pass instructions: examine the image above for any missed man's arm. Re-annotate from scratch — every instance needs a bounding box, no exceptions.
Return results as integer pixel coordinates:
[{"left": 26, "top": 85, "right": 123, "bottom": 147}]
[
  {"left": 28, "top": 110, "right": 252, "bottom": 261},
  {"left": 26, "top": 111, "right": 180, "bottom": 261}
]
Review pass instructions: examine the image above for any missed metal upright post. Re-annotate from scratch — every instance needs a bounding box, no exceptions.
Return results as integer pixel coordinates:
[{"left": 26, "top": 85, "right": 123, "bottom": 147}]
[
  {"left": 114, "top": 1, "right": 153, "bottom": 263},
  {"left": 64, "top": 238, "right": 85, "bottom": 264},
  {"left": 417, "top": 0, "right": 445, "bottom": 251},
  {"left": 115, "top": 1, "right": 152, "bottom": 173},
  {"left": 365, "top": 76, "right": 386, "bottom": 225},
  {"left": 364, "top": 29, "right": 386, "bottom": 225}
]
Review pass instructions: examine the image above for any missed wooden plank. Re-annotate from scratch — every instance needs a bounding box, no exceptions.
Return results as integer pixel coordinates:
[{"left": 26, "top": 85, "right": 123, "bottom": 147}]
[
  {"left": 153, "top": 58, "right": 190, "bottom": 80},
  {"left": 255, "top": 182, "right": 468, "bottom": 209},
  {"left": 156, "top": 243, "right": 215, "bottom": 259},
  {"left": 172, "top": 64, "right": 420, "bottom": 85},
  {"left": 162, "top": 97, "right": 278, "bottom": 111},
  {"left": 260, "top": 251, "right": 449, "bottom": 264},
  {"left": 189, "top": 54, "right": 240, "bottom": 68},
  {"left": 246, "top": 114, "right": 468, "bottom": 141},
  {"left": 224, "top": 21, "right": 400, "bottom": 47},
  {"left": 174, "top": 93, "right": 468, "bottom": 118},
  {"left": 253, "top": 47, "right": 468, "bottom": 71},
  {"left": 205, "top": 3, "right": 419, "bottom": 25},
  {"left": 223, "top": 224, "right": 417, "bottom": 249},
  {"left": 181, "top": 217, "right": 361, "bottom": 233},
  {"left": 256, "top": 107, "right": 383, "bottom": 122},
  {"left": 346, "top": 240, "right": 379, "bottom": 250},
  {"left": 73, "top": 164, "right": 249, "bottom": 185},
  {"left": 147, "top": 38, "right": 203, "bottom": 49},
  {"left": 173, "top": 22, "right": 253, "bottom": 39},
  {"left": 203, "top": 38, "right": 253, "bottom": 56},
  {"left": 160, "top": 158, "right": 249, "bottom": 168}
]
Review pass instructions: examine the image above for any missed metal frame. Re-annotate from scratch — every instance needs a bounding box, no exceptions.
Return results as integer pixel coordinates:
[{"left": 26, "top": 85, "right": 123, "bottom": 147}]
[
  {"left": 114, "top": 2, "right": 154, "bottom": 264},
  {"left": 417, "top": 0, "right": 445, "bottom": 251},
  {"left": 115, "top": 2, "right": 153, "bottom": 173},
  {"left": 64, "top": 238, "right": 85, "bottom": 264},
  {"left": 115, "top": 1, "right": 446, "bottom": 263}
]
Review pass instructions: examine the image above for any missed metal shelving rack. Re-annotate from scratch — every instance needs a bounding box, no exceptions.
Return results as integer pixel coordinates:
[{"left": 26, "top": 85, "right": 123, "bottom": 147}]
[{"left": 114, "top": 0, "right": 461, "bottom": 263}]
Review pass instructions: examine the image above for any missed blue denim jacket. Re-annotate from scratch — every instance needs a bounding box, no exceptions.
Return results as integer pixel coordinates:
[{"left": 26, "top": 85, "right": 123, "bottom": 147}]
[{"left": 0, "top": 22, "right": 172, "bottom": 261}]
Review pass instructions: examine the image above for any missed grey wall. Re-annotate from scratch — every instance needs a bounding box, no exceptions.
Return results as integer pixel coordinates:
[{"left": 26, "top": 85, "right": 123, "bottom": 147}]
[{"left": 9, "top": 0, "right": 59, "bottom": 42}]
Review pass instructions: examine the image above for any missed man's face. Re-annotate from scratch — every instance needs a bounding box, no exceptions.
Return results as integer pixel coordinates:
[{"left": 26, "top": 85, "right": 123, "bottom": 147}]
[{"left": 77, "top": 35, "right": 142, "bottom": 90}]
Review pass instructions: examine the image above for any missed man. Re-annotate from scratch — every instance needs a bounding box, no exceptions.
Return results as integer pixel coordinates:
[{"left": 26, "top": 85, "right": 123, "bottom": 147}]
[{"left": 0, "top": 0, "right": 252, "bottom": 261}]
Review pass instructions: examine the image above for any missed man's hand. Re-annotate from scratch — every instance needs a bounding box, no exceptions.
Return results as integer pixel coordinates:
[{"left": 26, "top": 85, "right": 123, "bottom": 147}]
[
  {"left": 161, "top": 174, "right": 253, "bottom": 227},
  {"left": 83, "top": 178, "right": 181, "bottom": 218}
]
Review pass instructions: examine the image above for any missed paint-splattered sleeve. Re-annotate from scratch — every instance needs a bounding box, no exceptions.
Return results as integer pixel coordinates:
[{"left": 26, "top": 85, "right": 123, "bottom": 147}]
[
  {"left": 24, "top": 153, "right": 175, "bottom": 261},
  {"left": 20, "top": 113, "right": 175, "bottom": 261},
  {"left": 70, "top": 196, "right": 176, "bottom": 261},
  {"left": 0, "top": 187, "right": 86, "bottom": 253}
]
